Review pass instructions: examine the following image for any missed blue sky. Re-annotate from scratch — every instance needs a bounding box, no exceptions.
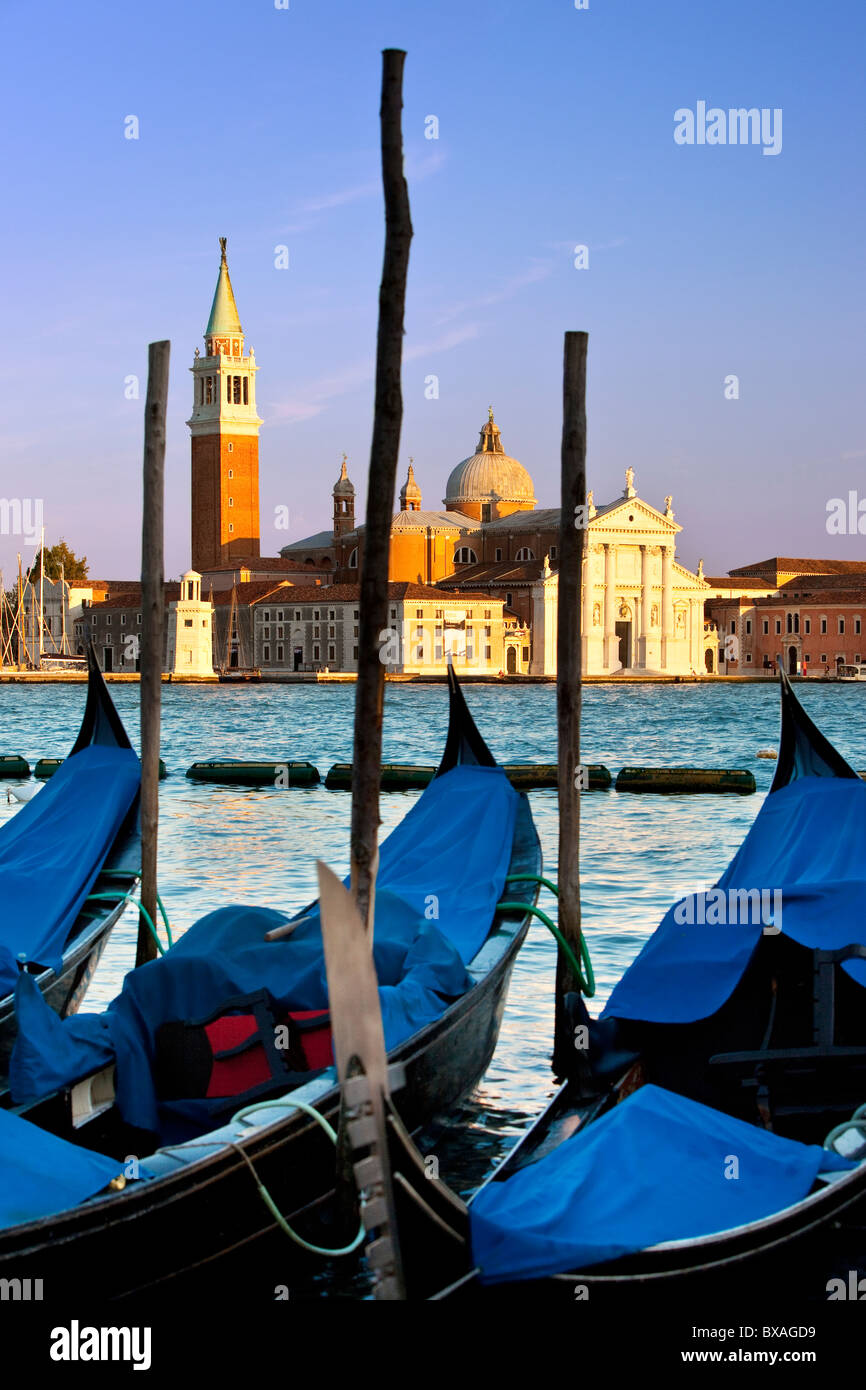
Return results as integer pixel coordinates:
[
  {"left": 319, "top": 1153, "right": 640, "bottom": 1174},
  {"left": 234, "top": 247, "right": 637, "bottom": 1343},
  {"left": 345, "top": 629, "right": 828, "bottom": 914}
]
[{"left": 1, "top": 0, "right": 864, "bottom": 581}]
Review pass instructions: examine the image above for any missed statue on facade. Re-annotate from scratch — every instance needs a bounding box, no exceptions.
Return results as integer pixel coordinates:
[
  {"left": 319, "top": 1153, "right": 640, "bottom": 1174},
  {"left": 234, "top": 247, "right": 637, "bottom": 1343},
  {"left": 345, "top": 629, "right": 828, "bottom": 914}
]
[
  {"left": 592, "top": 602, "right": 602, "bottom": 627},
  {"left": 697, "top": 557, "right": 704, "bottom": 580},
  {"left": 665, "top": 495, "right": 674, "bottom": 517},
  {"left": 624, "top": 467, "right": 636, "bottom": 498},
  {"left": 651, "top": 604, "right": 659, "bottom": 627}
]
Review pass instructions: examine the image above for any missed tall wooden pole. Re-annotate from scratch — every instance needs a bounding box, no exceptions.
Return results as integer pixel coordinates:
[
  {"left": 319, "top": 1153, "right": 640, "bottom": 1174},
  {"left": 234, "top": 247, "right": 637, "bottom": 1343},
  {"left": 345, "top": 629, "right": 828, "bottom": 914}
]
[
  {"left": 553, "top": 331, "right": 588, "bottom": 1074},
  {"left": 138, "top": 340, "right": 170, "bottom": 968},
  {"left": 350, "top": 48, "right": 413, "bottom": 930}
]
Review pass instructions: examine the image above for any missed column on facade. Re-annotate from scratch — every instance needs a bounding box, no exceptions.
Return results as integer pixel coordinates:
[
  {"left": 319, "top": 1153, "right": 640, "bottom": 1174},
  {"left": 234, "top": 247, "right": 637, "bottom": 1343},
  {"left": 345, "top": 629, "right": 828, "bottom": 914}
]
[
  {"left": 661, "top": 545, "right": 674, "bottom": 667},
  {"left": 640, "top": 545, "right": 651, "bottom": 670},
  {"left": 690, "top": 598, "right": 702, "bottom": 674},
  {"left": 582, "top": 535, "right": 594, "bottom": 656},
  {"left": 603, "top": 543, "right": 617, "bottom": 670}
]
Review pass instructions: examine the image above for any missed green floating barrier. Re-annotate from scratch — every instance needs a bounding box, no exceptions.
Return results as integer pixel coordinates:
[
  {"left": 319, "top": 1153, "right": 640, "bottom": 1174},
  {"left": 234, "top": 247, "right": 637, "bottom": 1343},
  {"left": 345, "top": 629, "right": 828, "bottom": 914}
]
[
  {"left": 325, "top": 763, "right": 434, "bottom": 791},
  {"left": 186, "top": 760, "right": 320, "bottom": 787},
  {"left": 34, "top": 758, "right": 63, "bottom": 780},
  {"left": 0, "top": 755, "right": 30, "bottom": 778},
  {"left": 615, "top": 767, "right": 756, "bottom": 795},
  {"left": 502, "top": 763, "right": 612, "bottom": 791},
  {"left": 34, "top": 757, "right": 167, "bottom": 780},
  {"left": 325, "top": 763, "right": 613, "bottom": 792}
]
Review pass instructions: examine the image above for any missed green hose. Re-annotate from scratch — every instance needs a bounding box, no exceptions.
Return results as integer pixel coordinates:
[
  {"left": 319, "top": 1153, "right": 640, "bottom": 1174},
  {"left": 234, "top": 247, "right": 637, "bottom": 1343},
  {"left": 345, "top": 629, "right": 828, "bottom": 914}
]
[
  {"left": 98, "top": 869, "right": 174, "bottom": 948},
  {"left": 824, "top": 1103, "right": 866, "bottom": 1155},
  {"left": 232, "top": 1097, "right": 365, "bottom": 1257},
  {"left": 86, "top": 892, "right": 168, "bottom": 956},
  {"left": 501, "top": 875, "right": 595, "bottom": 997}
]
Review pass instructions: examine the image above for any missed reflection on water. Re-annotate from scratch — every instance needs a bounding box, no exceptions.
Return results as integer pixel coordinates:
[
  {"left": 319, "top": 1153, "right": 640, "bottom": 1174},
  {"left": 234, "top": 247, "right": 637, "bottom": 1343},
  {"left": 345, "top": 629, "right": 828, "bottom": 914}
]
[{"left": 2, "top": 679, "right": 865, "bottom": 1215}]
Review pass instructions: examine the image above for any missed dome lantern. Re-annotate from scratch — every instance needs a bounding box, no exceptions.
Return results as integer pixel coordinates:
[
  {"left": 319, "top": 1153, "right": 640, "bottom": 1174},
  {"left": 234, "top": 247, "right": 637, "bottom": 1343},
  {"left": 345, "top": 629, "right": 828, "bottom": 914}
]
[{"left": 443, "top": 409, "right": 536, "bottom": 522}]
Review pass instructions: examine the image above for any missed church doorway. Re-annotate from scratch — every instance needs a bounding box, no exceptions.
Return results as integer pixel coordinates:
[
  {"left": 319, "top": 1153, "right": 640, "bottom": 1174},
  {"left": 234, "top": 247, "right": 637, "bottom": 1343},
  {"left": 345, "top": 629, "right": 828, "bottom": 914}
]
[
  {"left": 788, "top": 645, "right": 798, "bottom": 676},
  {"left": 506, "top": 646, "right": 517, "bottom": 674},
  {"left": 704, "top": 648, "right": 714, "bottom": 673},
  {"left": 615, "top": 621, "right": 631, "bottom": 670}
]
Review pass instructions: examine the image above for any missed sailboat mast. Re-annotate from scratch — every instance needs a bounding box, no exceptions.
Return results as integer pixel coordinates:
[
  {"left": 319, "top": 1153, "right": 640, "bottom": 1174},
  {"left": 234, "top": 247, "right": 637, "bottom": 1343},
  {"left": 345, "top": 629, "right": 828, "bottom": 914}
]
[
  {"left": 17, "top": 554, "right": 24, "bottom": 669},
  {"left": 38, "top": 525, "right": 44, "bottom": 663},
  {"left": 60, "top": 563, "right": 67, "bottom": 655}
]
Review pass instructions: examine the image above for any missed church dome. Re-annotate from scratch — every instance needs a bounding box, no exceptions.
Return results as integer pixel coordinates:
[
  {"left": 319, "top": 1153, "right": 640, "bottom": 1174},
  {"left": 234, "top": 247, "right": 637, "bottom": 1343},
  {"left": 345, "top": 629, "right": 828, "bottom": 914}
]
[{"left": 444, "top": 409, "right": 535, "bottom": 509}]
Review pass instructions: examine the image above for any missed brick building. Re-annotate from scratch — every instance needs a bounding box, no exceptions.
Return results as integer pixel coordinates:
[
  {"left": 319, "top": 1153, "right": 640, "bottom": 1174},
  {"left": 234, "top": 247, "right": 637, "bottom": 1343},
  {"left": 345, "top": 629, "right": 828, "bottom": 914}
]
[{"left": 705, "top": 559, "right": 866, "bottom": 675}]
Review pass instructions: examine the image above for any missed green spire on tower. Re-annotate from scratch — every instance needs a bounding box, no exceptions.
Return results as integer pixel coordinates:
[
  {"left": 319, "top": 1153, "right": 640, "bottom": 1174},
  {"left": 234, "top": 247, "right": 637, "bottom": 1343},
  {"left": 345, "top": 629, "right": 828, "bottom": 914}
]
[{"left": 206, "top": 236, "right": 243, "bottom": 338}]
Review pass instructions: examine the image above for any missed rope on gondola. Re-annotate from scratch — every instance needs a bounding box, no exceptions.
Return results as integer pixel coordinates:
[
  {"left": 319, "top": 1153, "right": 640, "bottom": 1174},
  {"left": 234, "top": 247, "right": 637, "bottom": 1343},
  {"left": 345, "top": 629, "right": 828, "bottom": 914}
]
[
  {"left": 503, "top": 874, "right": 595, "bottom": 997},
  {"left": 230, "top": 1098, "right": 365, "bottom": 1257}
]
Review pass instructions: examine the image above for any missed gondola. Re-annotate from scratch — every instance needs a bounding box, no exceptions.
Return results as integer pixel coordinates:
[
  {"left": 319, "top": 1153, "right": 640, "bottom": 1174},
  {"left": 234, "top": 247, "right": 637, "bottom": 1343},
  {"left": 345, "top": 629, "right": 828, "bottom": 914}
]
[
  {"left": 348, "top": 670, "right": 866, "bottom": 1302},
  {"left": 0, "top": 665, "right": 541, "bottom": 1301},
  {"left": 0, "top": 647, "right": 140, "bottom": 1080}
]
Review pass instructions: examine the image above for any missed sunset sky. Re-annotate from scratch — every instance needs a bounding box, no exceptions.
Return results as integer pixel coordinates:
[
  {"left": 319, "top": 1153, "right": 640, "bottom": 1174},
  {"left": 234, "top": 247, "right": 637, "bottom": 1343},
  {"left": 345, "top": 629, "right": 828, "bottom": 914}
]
[{"left": 2, "top": 0, "right": 864, "bottom": 581}]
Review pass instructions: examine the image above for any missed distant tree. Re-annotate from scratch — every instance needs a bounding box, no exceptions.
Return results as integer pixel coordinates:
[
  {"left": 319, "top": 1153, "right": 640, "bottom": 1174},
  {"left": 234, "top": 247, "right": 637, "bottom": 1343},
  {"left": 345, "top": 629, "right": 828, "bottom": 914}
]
[{"left": 28, "top": 540, "right": 89, "bottom": 584}]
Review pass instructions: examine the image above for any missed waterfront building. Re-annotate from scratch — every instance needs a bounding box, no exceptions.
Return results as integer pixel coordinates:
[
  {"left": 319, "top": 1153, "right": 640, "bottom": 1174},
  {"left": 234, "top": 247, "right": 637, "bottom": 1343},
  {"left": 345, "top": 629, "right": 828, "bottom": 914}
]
[
  {"left": 250, "top": 582, "right": 507, "bottom": 676},
  {"left": 705, "top": 560, "right": 866, "bottom": 675},
  {"left": 165, "top": 571, "right": 214, "bottom": 676},
  {"left": 76, "top": 585, "right": 179, "bottom": 673}
]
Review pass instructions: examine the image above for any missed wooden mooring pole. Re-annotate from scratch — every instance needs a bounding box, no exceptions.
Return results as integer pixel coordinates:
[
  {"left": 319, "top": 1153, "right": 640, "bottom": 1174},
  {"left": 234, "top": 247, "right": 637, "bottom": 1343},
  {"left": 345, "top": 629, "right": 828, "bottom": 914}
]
[
  {"left": 349, "top": 48, "right": 413, "bottom": 931},
  {"left": 137, "top": 339, "right": 169, "bottom": 968},
  {"left": 553, "top": 331, "right": 588, "bottom": 1074}
]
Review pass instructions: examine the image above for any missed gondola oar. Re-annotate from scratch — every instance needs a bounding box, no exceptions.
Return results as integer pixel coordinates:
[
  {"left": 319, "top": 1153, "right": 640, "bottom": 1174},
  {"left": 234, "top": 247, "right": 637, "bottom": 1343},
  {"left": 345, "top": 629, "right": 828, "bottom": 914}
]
[{"left": 317, "top": 859, "right": 405, "bottom": 1298}]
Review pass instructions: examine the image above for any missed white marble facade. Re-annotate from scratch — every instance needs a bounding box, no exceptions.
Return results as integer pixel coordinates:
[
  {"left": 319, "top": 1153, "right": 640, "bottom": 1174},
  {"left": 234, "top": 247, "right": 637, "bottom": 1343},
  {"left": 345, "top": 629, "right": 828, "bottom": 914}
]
[{"left": 529, "top": 480, "right": 709, "bottom": 676}]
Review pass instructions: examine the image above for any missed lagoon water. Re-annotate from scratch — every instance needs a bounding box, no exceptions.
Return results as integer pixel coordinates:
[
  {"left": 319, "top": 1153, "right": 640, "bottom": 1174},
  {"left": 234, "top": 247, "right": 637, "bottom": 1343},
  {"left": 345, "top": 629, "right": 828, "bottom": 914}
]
[{"left": 2, "top": 679, "right": 865, "bottom": 1268}]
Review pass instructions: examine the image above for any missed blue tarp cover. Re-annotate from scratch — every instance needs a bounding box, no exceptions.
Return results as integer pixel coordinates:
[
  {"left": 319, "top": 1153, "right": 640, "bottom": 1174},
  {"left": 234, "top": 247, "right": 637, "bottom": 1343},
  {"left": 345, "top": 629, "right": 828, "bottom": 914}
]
[
  {"left": 11, "top": 764, "right": 519, "bottom": 1139},
  {"left": 0, "top": 1104, "right": 121, "bottom": 1230},
  {"left": 0, "top": 744, "right": 140, "bottom": 998},
  {"left": 603, "top": 777, "right": 866, "bottom": 1024},
  {"left": 470, "top": 1084, "right": 855, "bottom": 1284}
]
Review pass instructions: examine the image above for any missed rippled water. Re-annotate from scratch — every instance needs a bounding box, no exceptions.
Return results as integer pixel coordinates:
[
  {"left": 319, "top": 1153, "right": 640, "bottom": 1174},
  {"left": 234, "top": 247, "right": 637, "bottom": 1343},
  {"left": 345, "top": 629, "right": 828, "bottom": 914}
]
[{"left": 3, "top": 679, "right": 865, "bottom": 1202}]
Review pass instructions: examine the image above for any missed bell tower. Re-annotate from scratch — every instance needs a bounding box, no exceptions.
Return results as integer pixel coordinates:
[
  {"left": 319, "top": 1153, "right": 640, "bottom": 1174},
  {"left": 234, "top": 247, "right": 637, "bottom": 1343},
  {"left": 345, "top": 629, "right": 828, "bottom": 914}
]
[
  {"left": 188, "top": 238, "right": 262, "bottom": 572},
  {"left": 332, "top": 455, "right": 355, "bottom": 538}
]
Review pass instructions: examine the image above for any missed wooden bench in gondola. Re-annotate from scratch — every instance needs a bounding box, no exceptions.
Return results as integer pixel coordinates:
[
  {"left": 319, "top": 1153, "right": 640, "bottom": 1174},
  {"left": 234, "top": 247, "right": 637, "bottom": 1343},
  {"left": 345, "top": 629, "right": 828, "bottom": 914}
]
[{"left": 709, "top": 942, "right": 866, "bottom": 1128}]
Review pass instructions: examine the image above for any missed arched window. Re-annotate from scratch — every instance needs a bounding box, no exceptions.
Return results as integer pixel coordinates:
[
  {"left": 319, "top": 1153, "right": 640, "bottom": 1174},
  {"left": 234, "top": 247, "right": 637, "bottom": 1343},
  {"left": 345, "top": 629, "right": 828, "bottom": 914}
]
[
  {"left": 348, "top": 548, "right": 358, "bottom": 569},
  {"left": 515, "top": 547, "right": 536, "bottom": 561},
  {"left": 454, "top": 546, "right": 477, "bottom": 564}
]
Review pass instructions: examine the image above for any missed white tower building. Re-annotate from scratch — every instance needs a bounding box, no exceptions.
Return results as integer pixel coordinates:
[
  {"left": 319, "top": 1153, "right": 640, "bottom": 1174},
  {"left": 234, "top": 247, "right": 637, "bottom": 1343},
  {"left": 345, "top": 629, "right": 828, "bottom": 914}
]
[{"left": 166, "top": 571, "right": 214, "bottom": 676}]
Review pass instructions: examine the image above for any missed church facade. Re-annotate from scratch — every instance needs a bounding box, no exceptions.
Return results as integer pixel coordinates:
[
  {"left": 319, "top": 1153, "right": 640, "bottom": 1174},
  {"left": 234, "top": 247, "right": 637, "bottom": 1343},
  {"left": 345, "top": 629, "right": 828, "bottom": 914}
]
[
  {"left": 529, "top": 476, "right": 712, "bottom": 676},
  {"left": 283, "top": 418, "right": 712, "bottom": 676}
]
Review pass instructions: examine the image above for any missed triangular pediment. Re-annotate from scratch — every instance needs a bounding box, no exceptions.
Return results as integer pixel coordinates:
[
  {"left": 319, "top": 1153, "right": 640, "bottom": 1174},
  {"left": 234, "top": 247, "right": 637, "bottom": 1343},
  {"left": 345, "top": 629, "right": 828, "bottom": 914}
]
[{"left": 589, "top": 494, "right": 681, "bottom": 534}]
